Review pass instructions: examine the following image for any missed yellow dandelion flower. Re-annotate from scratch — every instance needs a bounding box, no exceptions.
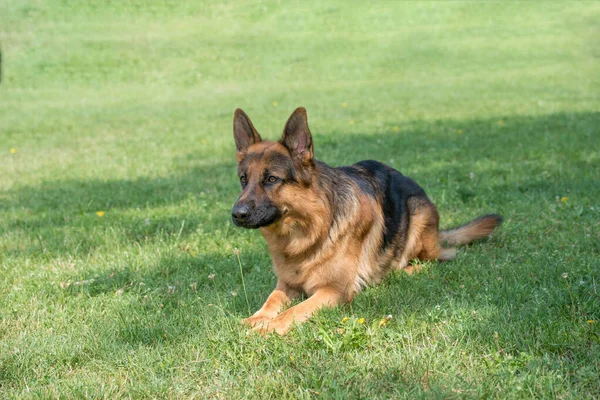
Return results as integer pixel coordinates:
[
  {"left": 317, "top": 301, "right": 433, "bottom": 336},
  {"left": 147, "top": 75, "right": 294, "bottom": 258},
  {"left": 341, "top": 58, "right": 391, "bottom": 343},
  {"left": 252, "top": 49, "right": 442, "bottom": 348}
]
[
  {"left": 358, "top": 317, "right": 365, "bottom": 324},
  {"left": 10, "top": 148, "right": 17, "bottom": 154},
  {"left": 341, "top": 317, "right": 349, "bottom": 323},
  {"left": 393, "top": 126, "right": 399, "bottom": 133},
  {"left": 497, "top": 120, "right": 505, "bottom": 126},
  {"left": 342, "top": 102, "right": 347, "bottom": 108},
  {"left": 273, "top": 101, "right": 278, "bottom": 107},
  {"left": 561, "top": 197, "right": 568, "bottom": 203},
  {"left": 588, "top": 320, "right": 595, "bottom": 324},
  {"left": 96, "top": 211, "right": 105, "bottom": 217},
  {"left": 457, "top": 129, "right": 463, "bottom": 134}
]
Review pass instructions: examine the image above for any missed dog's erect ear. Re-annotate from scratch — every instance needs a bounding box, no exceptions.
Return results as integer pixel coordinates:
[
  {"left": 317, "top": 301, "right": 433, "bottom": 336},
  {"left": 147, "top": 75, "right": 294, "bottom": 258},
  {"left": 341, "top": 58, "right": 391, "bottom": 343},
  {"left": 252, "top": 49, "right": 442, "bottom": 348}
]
[
  {"left": 233, "top": 109, "right": 262, "bottom": 161},
  {"left": 280, "top": 107, "right": 313, "bottom": 166}
]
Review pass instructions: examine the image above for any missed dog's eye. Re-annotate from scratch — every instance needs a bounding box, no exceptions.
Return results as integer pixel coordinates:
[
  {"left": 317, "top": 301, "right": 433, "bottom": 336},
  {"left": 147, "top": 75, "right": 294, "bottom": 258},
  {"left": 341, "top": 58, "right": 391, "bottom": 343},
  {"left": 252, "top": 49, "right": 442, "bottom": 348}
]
[
  {"left": 268, "top": 176, "right": 279, "bottom": 183},
  {"left": 240, "top": 175, "right": 247, "bottom": 184}
]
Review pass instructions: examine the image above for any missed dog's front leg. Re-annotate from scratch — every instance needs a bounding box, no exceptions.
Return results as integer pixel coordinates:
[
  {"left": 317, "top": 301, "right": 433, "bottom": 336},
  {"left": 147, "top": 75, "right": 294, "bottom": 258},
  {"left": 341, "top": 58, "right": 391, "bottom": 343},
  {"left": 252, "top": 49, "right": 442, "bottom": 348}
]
[
  {"left": 254, "top": 286, "right": 343, "bottom": 336},
  {"left": 242, "top": 281, "right": 298, "bottom": 328}
]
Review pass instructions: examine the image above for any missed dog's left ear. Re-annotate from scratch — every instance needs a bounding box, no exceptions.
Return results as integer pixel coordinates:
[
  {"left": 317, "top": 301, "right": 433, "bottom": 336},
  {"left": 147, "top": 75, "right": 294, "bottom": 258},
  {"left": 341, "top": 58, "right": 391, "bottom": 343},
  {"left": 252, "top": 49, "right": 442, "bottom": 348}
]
[{"left": 280, "top": 107, "right": 313, "bottom": 166}]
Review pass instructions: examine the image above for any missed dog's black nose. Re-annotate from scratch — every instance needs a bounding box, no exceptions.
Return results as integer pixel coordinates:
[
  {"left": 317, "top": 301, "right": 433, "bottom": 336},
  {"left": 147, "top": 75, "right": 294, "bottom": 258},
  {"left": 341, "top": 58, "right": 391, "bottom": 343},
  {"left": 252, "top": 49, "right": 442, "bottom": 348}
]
[{"left": 232, "top": 203, "right": 251, "bottom": 221}]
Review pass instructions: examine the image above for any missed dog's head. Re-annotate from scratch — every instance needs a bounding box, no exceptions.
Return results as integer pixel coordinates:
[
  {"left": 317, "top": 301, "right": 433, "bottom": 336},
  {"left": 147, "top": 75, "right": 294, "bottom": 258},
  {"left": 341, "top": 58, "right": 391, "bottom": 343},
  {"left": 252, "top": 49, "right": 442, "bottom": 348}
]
[{"left": 231, "top": 107, "right": 314, "bottom": 229}]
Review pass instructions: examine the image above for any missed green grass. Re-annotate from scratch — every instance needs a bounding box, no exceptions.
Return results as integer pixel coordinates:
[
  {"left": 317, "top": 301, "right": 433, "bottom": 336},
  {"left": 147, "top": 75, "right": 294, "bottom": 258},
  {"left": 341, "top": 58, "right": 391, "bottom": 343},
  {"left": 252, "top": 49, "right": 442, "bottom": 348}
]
[{"left": 1, "top": 1, "right": 600, "bottom": 398}]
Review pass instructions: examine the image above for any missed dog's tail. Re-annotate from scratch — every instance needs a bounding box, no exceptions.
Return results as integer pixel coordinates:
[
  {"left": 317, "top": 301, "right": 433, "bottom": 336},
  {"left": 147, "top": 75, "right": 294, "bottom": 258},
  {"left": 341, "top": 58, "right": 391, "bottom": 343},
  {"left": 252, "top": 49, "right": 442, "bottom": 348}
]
[{"left": 437, "top": 214, "right": 502, "bottom": 260}]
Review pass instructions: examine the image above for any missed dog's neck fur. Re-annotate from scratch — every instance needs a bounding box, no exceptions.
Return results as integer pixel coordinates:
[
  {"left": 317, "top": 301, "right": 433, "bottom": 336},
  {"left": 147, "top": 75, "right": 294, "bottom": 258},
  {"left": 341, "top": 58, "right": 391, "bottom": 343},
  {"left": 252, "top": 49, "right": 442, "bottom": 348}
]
[{"left": 259, "top": 161, "right": 338, "bottom": 258}]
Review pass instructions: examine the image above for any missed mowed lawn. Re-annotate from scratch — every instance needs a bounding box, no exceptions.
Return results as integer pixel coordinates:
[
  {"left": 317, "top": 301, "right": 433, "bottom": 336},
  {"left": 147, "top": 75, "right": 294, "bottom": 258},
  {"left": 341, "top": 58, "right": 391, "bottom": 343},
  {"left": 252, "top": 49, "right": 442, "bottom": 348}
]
[{"left": 1, "top": 1, "right": 599, "bottom": 398}]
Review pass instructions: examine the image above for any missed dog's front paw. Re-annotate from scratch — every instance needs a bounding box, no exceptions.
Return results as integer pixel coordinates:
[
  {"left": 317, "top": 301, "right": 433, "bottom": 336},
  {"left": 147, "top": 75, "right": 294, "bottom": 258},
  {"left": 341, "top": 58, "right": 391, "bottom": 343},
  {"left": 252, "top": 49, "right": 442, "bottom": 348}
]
[
  {"left": 251, "top": 315, "right": 293, "bottom": 336},
  {"left": 242, "top": 313, "right": 274, "bottom": 328}
]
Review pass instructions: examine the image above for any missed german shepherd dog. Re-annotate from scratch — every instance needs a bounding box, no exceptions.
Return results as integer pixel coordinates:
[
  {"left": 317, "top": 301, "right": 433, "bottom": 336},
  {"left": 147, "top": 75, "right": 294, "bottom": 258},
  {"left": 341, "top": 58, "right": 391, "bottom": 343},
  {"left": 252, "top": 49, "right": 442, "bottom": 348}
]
[{"left": 232, "top": 107, "right": 501, "bottom": 335}]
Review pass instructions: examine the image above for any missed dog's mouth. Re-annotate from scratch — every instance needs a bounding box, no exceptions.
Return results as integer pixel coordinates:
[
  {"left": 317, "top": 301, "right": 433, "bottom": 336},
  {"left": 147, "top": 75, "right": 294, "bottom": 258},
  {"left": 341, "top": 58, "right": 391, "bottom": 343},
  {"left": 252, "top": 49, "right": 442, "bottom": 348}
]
[{"left": 232, "top": 207, "right": 284, "bottom": 229}]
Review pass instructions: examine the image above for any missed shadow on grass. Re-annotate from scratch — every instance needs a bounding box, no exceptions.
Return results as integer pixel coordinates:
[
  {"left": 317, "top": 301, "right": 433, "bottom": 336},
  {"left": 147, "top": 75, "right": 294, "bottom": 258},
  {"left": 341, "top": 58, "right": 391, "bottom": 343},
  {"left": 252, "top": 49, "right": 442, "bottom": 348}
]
[
  {"left": 2, "top": 111, "right": 598, "bottom": 260},
  {"left": 0, "top": 162, "right": 242, "bottom": 258},
  {"left": 2, "top": 163, "right": 237, "bottom": 214}
]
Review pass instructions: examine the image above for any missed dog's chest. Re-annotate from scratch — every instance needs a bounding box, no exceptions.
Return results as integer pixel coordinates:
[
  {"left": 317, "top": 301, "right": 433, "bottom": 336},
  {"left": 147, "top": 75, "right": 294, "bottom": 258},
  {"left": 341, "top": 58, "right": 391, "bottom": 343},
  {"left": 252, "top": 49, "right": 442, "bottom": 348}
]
[{"left": 272, "top": 256, "right": 314, "bottom": 292}]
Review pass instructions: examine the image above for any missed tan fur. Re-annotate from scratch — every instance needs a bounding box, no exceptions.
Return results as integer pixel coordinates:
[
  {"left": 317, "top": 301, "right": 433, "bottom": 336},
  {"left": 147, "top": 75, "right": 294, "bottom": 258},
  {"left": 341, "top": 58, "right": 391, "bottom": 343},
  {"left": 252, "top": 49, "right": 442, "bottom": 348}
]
[{"left": 355, "top": 196, "right": 386, "bottom": 290}]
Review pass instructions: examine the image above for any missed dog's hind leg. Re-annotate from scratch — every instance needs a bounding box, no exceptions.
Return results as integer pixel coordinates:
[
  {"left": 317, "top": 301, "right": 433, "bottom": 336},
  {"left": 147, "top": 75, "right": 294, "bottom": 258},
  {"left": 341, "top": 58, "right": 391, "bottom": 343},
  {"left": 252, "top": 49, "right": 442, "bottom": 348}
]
[{"left": 401, "top": 197, "right": 441, "bottom": 275}]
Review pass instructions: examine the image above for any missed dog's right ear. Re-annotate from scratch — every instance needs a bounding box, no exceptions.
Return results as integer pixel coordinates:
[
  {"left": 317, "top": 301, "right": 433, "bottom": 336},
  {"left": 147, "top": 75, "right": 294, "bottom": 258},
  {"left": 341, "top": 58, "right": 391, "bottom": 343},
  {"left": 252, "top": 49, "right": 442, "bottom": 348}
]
[{"left": 233, "top": 109, "right": 262, "bottom": 162}]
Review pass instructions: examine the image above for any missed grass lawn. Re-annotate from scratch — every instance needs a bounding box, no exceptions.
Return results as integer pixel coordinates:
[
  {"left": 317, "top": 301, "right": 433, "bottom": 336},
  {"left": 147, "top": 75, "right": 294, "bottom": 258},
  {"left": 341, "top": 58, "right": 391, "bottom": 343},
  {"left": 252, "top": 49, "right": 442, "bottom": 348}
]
[{"left": 1, "top": 1, "right": 600, "bottom": 398}]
